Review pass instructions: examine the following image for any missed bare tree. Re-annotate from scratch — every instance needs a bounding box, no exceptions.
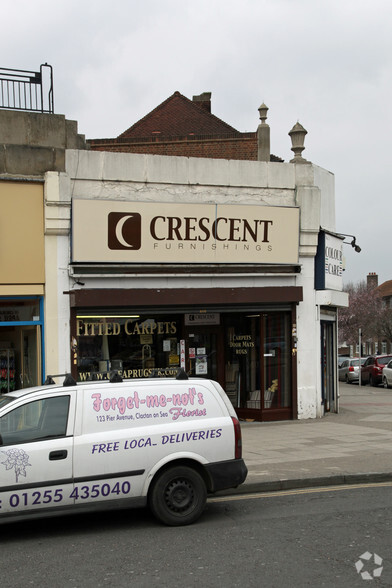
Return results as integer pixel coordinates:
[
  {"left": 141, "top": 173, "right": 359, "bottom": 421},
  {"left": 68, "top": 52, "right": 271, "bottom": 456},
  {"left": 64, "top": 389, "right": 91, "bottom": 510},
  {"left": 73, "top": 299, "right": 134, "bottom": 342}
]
[
  {"left": 338, "top": 280, "right": 383, "bottom": 347},
  {"left": 377, "top": 306, "right": 392, "bottom": 344}
]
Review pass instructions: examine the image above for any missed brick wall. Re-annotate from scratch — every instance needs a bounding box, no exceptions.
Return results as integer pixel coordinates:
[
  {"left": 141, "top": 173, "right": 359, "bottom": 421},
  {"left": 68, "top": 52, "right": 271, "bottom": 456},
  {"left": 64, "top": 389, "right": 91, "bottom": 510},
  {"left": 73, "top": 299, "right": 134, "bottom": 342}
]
[{"left": 88, "top": 135, "right": 258, "bottom": 161}]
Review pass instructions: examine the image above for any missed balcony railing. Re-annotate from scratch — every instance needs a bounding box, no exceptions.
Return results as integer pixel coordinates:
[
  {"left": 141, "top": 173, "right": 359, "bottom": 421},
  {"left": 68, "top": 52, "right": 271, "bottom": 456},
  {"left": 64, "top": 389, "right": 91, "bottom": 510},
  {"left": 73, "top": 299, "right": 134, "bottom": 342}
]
[{"left": 0, "top": 63, "right": 54, "bottom": 113}]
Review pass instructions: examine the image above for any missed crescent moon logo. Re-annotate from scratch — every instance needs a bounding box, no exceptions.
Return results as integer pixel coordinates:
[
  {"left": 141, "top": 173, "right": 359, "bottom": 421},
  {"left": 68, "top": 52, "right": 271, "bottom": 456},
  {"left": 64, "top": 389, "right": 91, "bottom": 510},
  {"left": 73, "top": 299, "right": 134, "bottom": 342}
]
[
  {"left": 115, "top": 215, "right": 134, "bottom": 248},
  {"left": 108, "top": 212, "right": 142, "bottom": 250}
]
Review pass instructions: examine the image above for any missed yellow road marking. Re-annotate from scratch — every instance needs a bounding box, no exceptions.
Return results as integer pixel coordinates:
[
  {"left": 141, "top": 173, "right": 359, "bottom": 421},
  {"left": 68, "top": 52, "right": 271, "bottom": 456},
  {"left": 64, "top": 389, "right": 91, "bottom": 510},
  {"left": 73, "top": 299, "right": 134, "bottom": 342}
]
[{"left": 209, "top": 481, "right": 392, "bottom": 502}]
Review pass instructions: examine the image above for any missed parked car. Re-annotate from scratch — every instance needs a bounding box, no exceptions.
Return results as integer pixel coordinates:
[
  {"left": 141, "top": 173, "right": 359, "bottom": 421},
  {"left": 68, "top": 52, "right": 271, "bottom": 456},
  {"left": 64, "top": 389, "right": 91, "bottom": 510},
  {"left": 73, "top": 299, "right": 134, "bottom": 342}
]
[
  {"left": 361, "top": 355, "right": 392, "bottom": 387},
  {"left": 382, "top": 359, "right": 392, "bottom": 389},
  {"left": 0, "top": 371, "right": 247, "bottom": 526},
  {"left": 338, "top": 355, "right": 350, "bottom": 368},
  {"left": 338, "top": 357, "right": 366, "bottom": 383}
]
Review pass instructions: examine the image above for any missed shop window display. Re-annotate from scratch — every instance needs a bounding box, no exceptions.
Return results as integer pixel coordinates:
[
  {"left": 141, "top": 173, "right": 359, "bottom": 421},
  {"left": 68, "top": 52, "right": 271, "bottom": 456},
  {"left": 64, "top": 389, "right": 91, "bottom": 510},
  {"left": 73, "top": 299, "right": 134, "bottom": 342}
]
[
  {"left": 76, "top": 314, "right": 182, "bottom": 380},
  {"left": 75, "top": 310, "right": 292, "bottom": 414},
  {"left": 224, "top": 314, "right": 261, "bottom": 408},
  {"left": 263, "top": 313, "right": 292, "bottom": 409},
  {"left": 224, "top": 312, "right": 292, "bottom": 411},
  {"left": 0, "top": 299, "right": 42, "bottom": 390}
]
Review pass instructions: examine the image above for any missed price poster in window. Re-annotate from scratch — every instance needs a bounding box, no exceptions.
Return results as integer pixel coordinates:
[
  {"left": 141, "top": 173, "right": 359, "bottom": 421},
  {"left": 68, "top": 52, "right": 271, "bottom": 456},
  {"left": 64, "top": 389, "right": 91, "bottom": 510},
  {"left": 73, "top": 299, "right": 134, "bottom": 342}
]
[{"left": 195, "top": 355, "right": 207, "bottom": 375}]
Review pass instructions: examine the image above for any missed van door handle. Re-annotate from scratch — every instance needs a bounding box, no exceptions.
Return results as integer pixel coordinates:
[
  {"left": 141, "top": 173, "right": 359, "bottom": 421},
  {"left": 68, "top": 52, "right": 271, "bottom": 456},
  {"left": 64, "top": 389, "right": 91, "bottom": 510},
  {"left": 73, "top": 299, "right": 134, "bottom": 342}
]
[{"left": 49, "top": 450, "right": 68, "bottom": 461}]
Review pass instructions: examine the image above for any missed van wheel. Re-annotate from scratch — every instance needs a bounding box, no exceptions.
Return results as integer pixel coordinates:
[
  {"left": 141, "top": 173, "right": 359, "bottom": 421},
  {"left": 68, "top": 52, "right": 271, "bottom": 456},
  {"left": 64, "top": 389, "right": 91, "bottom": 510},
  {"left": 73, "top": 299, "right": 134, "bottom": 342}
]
[{"left": 149, "top": 466, "right": 207, "bottom": 526}]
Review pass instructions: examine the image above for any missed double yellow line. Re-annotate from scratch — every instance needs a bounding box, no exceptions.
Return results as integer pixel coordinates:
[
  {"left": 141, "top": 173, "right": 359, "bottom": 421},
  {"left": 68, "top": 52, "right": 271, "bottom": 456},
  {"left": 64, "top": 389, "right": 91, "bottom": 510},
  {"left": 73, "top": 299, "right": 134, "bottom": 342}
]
[{"left": 209, "top": 481, "right": 392, "bottom": 502}]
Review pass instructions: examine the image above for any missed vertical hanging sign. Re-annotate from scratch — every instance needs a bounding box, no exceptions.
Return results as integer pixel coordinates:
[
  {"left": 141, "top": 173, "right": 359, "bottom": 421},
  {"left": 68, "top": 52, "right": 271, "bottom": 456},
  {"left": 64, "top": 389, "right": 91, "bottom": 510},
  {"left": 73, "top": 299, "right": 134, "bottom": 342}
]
[{"left": 180, "top": 340, "right": 186, "bottom": 370}]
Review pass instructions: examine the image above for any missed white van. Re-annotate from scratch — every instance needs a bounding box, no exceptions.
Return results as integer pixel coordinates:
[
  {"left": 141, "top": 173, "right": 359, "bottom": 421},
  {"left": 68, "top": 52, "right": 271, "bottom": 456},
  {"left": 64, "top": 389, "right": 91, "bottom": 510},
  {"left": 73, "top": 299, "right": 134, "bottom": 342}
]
[{"left": 0, "top": 371, "right": 247, "bottom": 526}]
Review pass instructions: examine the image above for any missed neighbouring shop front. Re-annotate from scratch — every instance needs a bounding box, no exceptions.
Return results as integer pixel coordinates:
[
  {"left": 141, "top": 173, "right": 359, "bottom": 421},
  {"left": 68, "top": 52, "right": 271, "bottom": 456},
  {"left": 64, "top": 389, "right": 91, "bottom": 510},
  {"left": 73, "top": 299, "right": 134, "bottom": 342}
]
[
  {"left": 0, "top": 181, "right": 45, "bottom": 392},
  {"left": 315, "top": 230, "right": 346, "bottom": 414},
  {"left": 70, "top": 287, "right": 302, "bottom": 421},
  {"left": 0, "top": 297, "right": 44, "bottom": 392},
  {"left": 321, "top": 317, "right": 337, "bottom": 412}
]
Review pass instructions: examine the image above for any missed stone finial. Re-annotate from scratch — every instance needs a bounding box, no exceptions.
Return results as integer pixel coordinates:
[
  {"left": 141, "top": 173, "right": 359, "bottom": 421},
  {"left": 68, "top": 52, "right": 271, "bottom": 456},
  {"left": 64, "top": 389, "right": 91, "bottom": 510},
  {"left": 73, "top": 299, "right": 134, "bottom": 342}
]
[
  {"left": 288, "top": 121, "right": 308, "bottom": 163},
  {"left": 257, "top": 103, "right": 270, "bottom": 162},
  {"left": 258, "top": 103, "right": 269, "bottom": 124}
]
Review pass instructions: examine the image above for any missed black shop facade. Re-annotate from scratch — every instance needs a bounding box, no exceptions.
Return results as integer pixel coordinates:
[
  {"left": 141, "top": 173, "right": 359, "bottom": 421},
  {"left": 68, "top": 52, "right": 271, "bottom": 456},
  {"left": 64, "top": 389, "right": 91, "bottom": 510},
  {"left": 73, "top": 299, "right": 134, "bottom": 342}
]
[{"left": 69, "top": 199, "right": 302, "bottom": 422}]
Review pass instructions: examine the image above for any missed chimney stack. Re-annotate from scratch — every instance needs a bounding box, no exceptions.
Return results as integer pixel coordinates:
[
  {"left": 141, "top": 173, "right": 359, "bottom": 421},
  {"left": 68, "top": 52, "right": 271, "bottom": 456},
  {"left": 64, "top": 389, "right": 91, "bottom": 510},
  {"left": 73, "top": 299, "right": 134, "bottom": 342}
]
[
  {"left": 192, "top": 92, "right": 211, "bottom": 113},
  {"left": 367, "top": 272, "right": 378, "bottom": 289}
]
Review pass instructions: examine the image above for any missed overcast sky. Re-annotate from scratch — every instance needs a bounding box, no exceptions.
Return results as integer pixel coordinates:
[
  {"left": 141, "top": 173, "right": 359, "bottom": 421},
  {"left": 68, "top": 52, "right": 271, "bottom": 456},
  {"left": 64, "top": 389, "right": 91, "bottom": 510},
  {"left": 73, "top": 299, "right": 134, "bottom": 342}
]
[{"left": 3, "top": 0, "right": 390, "bottom": 286}]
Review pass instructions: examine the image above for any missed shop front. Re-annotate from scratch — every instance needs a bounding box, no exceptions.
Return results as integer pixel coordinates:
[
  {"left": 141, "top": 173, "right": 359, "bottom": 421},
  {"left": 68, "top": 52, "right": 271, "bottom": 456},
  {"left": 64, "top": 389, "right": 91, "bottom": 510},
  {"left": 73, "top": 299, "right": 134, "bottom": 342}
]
[
  {"left": 0, "top": 181, "right": 45, "bottom": 392},
  {"left": 0, "top": 297, "right": 44, "bottom": 392},
  {"left": 68, "top": 196, "right": 304, "bottom": 420},
  {"left": 70, "top": 287, "right": 302, "bottom": 421},
  {"left": 315, "top": 230, "right": 347, "bottom": 414}
]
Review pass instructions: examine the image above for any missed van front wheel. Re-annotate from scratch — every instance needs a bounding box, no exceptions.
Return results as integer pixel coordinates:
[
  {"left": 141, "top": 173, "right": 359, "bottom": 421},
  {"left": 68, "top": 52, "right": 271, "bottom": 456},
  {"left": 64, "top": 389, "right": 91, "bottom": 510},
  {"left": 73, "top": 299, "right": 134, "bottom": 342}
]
[{"left": 149, "top": 466, "right": 207, "bottom": 526}]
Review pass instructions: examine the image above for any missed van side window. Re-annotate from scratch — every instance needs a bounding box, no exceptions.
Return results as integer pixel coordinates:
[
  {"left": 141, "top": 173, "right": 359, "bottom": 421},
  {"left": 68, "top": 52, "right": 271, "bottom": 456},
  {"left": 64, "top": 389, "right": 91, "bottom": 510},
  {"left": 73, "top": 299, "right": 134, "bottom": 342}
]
[{"left": 0, "top": 396, "right": 70, "bottom": 446}]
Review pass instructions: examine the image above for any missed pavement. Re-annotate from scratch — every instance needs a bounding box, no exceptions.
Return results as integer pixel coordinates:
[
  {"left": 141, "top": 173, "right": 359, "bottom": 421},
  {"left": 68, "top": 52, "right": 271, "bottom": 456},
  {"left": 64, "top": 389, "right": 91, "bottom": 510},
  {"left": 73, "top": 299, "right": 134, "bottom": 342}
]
[{"left": 225, "top": 382, "right": 392, "bottom": 495}]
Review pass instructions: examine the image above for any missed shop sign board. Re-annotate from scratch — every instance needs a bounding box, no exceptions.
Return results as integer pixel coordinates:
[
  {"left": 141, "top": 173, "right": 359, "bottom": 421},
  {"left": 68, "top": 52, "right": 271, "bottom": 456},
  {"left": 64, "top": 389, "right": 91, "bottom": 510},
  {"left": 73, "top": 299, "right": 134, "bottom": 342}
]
[
  {"left": 0, "top": 182, "right": 44, "bottom": 284},
  {"left": 72, "top": 200, "right": 300, "bottom": 265},
  {"left": 315, "top": 232, "right": 344, "bottom": 291},
  {"left": 185, "top": 313, "right": 220, "bottom": 326}
]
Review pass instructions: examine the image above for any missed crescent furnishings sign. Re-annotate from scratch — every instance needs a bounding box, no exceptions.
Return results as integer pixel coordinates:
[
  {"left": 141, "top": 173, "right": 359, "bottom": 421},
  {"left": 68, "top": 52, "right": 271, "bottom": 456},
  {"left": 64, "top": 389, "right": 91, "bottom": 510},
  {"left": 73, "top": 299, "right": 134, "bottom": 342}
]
[{"left": 72, "top": 199, "right": 300, "bottom": 264}]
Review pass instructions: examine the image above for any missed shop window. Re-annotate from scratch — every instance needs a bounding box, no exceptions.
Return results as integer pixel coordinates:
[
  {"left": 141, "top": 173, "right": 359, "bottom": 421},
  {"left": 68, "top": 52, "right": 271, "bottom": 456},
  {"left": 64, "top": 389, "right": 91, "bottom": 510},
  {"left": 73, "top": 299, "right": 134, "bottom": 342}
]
[
  {"left": 224, "top": 312, "right": 292, "bottom": 411},
  {"left": 0, "top": 298, "right": 42, "bottom": 390},
  {"left": 224, "top": 314, "right": 260, "bottom": 408},
  {"left": 264, "top": 313, "right": 292, "bottom": 409},
  {"left": 76, "top": 314, "right": 182, "bottom": 380}
]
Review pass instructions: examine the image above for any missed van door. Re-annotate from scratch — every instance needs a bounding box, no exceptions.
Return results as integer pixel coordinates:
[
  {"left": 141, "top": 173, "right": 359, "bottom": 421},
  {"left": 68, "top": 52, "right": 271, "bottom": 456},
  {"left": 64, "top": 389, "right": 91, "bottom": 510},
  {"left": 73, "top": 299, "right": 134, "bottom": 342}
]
[
  {"left": 0, "top": 391, "right": 76, "bottom": 516},
  {"left": 72, "top": 385, "right": 146, "bottom": 506}
]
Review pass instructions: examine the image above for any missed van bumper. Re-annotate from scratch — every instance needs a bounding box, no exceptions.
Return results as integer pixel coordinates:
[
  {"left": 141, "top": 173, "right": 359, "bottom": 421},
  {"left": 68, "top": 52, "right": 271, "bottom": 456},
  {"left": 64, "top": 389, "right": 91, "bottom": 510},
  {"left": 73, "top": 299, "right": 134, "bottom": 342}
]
[{"left": 204, "top": 458, "right": 248, "bottom": 493}]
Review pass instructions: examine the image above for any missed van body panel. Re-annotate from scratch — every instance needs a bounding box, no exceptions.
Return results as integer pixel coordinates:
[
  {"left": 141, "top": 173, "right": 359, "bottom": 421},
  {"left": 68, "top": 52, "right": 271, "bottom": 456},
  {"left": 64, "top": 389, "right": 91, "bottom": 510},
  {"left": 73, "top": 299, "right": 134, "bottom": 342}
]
[{"left": 0, "top": 376, "right": 247, "bottom": 525}]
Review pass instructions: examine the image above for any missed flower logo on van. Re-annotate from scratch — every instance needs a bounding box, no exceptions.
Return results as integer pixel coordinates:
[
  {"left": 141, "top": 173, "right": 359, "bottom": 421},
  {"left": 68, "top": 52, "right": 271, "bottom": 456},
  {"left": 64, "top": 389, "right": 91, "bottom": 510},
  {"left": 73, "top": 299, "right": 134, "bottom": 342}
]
[{"left": 1, "top": 448, "right": 31, "bottom": 482}]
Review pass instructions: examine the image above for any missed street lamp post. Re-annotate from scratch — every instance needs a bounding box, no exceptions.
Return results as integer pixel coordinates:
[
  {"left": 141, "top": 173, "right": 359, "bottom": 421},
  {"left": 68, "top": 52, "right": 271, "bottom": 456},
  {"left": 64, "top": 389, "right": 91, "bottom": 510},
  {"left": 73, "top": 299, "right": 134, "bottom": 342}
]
[{"left": 358, "top": 328, "right": 362, "bottom": 387}]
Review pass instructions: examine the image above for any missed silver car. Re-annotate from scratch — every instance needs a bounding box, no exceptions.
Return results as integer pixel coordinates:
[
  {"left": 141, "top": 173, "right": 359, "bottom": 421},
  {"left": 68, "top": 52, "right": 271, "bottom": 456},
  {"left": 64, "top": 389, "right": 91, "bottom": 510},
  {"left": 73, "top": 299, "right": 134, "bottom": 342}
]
[
  {"left": 338, "top": 357, "right": 365, "bottom": 383},
  {"left": 382, "top": 359, "right": 392, "bottom": 389}
]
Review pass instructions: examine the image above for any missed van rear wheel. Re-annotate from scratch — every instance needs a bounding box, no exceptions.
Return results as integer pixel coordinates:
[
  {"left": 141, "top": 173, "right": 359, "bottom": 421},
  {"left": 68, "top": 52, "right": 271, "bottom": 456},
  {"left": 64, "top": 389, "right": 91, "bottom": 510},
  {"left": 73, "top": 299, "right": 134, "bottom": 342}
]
[{"left": 149, "top": 465, "right": 207, "bottom": 526}]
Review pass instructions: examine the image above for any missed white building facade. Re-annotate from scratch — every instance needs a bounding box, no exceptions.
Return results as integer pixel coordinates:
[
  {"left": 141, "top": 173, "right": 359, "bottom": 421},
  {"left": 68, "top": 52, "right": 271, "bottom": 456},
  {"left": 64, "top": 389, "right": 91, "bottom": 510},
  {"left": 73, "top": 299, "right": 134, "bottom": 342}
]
[{"left": 43, "top": 149, "right": 348, "bottom": 421}]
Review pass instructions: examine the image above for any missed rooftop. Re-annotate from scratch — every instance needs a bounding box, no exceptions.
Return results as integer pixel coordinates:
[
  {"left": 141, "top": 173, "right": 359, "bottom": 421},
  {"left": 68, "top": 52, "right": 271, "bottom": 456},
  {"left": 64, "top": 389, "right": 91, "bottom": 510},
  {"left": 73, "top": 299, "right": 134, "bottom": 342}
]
[{"left": 118, "top": 91, "right": 241, "bottom": 139}]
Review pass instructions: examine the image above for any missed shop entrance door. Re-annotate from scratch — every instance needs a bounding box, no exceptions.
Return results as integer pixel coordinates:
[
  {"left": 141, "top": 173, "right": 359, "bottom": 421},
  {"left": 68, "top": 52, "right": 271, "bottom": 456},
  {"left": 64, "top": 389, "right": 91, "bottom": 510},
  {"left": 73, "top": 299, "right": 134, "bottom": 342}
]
[
  {"left": 321, "top": 320, "right": 336, "bottom": 412},
  {"left": 184, "top": 326, "right": 224, "bottom": 382},
  {"left": 20, "top": 326, "right": 41, "bottom": 388}
]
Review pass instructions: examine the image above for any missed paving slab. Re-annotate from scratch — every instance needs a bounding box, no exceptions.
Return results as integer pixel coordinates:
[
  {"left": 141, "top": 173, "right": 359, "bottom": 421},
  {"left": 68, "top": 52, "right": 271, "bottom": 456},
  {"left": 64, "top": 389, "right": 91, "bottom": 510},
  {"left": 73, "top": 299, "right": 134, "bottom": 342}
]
[{"left": 220, "top": 383, "right": 392, "bottom": 496}]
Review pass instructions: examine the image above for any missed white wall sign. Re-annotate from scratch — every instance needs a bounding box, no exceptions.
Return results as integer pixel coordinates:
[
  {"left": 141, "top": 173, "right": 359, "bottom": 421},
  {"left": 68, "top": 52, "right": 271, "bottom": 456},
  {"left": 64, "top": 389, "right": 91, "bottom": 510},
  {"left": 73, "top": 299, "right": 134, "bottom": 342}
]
[{"left": 72, "top": 200, "right": 300, "bottom": 265}]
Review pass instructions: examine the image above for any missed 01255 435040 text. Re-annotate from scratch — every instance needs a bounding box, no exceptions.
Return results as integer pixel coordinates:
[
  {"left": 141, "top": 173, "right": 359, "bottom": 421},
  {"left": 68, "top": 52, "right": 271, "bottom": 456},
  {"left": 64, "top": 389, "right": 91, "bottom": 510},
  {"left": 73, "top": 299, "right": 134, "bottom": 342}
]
[{"left": 0, "top": 480, "right": 132, "bottom": 511}]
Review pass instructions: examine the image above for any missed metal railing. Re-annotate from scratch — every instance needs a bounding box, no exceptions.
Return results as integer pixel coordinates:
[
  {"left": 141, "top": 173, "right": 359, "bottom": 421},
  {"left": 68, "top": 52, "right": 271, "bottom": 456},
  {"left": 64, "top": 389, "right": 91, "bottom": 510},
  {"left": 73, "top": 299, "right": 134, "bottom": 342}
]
[{"left": 0, "top": 63, "right": 54, "bottom": 113}]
